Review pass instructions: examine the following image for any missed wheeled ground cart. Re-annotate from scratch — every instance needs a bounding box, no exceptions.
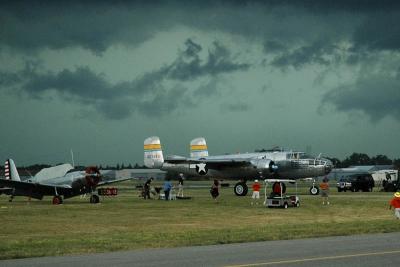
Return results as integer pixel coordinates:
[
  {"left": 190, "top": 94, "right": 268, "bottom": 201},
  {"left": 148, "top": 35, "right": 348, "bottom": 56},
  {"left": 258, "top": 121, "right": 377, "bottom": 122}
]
[{"left": 264, "top": 179, "right": 300, "bottom": 208}]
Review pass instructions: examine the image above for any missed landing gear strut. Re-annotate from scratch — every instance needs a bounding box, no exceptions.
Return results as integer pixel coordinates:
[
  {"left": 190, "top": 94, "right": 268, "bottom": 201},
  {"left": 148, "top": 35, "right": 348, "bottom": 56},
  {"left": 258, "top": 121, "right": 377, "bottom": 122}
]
[
  {"left": 309, "top": 178, "right": 320, "bottom": 195},
  {"left": 90, "top": 194, "right": 100, "bottom": 204}
]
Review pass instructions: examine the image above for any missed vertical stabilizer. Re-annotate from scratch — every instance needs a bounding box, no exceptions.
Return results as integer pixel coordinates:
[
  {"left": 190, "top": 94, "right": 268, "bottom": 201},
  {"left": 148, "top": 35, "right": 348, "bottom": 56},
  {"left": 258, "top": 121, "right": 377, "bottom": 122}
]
[
  {"left": 190, "top": 137, "right": 208, "bottom": 158},
  {"left": 144, "top": 136, "right": 164, "bottom": 168},
  {"left": 4, "top": 159, "right": 21, "bottom": 181}
]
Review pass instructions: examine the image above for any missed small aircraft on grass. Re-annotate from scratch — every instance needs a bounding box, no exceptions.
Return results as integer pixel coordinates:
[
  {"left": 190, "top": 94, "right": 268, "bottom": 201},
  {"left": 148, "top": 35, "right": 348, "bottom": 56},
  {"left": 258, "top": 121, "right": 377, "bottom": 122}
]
[
  {"left": 0, "top": 159, "right": 130, "bottom": 204},
  {"left": 144, "top": 136, "right": 333, "bottom": 196}
]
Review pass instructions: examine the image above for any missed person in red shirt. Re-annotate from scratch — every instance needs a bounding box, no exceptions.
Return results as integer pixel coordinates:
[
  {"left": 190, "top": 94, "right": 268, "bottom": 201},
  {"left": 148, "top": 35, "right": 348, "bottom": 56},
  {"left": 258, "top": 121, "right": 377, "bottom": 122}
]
[
  {"left": 320, "top": 177, "right": 330, "bottom": 205},
  {"left": 251, "top": 179, "right": 261, "bottom": 205},
  {"left": 389, "top": 192, "right": 400, "bottom": 219}
]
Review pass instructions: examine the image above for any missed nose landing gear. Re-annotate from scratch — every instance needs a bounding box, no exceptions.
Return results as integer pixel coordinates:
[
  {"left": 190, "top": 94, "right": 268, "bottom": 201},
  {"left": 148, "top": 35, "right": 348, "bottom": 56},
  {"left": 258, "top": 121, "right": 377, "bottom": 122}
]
[{"left": 309, "top": 178, "right": 320, "bottom": 195}]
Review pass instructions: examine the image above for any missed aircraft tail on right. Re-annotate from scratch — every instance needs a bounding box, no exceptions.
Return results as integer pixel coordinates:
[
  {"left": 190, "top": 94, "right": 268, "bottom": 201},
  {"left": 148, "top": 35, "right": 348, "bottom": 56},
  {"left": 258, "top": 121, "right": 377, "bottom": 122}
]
[
  {"left": 4, "top": 159, "right": 21, "bottom": 181},
  {"left": 190, "top": 137, "right": 208, "bottom": 158}
]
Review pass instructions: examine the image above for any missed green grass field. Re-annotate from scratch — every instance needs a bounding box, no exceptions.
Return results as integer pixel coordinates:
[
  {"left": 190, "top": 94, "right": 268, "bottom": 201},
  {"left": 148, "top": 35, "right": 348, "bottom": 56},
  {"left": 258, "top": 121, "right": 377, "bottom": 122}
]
[{"left": 1, "top": 180, "right": 399, "bottom": 260}]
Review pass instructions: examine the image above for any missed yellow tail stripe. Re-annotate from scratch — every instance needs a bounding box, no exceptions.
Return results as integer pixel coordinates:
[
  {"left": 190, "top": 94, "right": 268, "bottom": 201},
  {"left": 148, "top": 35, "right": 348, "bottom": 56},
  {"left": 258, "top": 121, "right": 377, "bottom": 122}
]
[
  {"left": 191, "top": 145, "right": 208, "bottom": 150},
  {"left": 144, "top": 144, "right": 161, "bottom": 150}
]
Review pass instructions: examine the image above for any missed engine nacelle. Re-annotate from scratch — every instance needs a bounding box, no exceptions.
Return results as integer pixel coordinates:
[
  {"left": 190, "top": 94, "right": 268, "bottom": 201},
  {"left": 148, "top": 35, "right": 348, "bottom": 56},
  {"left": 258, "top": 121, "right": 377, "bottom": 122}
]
[
  {"left": 85, "top": 166, "right": 101, "bottom": 187},
  {"left": 250, "top": 159, "right": 278, "bottom": 174}
]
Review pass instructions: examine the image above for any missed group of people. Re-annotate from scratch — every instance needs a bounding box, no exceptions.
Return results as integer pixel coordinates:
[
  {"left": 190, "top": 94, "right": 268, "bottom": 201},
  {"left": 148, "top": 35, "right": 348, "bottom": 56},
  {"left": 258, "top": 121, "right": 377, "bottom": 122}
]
[
  {"left": 142, "top": 173, "right": 185, "bottom": 201},
  {"left": 142, "top": 175, "right": 400, "bottom": 220},
  {"left": 307, "top": 178, "right": 400, "bottom": 220},
  {"left": 319, "top": 178, "right": 400, "bottom": 220},
  {"left": 142, "top": 176, "right": 327, "bottom": 205},
  {"left": 142, "top": 174, "right": 221, "bottom": 201}
]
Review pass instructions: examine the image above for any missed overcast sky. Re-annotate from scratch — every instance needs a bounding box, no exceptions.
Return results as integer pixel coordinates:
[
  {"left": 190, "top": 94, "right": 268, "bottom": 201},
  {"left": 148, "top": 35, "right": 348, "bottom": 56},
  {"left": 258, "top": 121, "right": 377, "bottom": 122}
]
[{"left": 1, "top": 1, "right": 399, "bottom": 166}]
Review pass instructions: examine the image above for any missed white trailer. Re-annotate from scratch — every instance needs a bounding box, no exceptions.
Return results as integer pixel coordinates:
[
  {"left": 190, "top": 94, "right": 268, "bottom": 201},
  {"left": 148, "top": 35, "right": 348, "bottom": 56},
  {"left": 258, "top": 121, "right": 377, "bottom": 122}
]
[{"left": 371, "top": 170, "right": 398, "bottom": 188}]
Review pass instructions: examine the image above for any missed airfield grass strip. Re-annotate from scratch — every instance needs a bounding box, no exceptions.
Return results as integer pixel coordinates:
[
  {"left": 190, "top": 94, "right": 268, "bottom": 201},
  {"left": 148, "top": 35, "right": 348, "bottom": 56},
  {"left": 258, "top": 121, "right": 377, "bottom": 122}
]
[
  {"left": 1, "top": 220, "right": 399, "bottom": 259},
  {"left": 1, "top": 181, "right": 400, "bottom": 260}
]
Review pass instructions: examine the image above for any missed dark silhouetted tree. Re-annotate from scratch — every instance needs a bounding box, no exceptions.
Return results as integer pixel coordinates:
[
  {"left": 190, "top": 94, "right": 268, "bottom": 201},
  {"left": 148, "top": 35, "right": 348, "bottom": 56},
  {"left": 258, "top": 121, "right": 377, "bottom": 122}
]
[
  {"left": 341, "top": 153, "right": 372, "bottom": 167},
  {"left": 393, "top": 158, "right": 400, "bottom": 170},
  {"left": 371, "top": 154, "right": 392, "bottom": 165},
  {"left": 326, "top": 157, "right": 342, "bottom": 168}
]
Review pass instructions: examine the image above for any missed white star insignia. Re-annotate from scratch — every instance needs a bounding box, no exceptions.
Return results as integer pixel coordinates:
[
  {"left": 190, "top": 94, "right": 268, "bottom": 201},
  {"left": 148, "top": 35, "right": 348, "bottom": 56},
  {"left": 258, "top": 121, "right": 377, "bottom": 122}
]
[{"left": 196, "top": 163, "right": 207, "bottom": 174}]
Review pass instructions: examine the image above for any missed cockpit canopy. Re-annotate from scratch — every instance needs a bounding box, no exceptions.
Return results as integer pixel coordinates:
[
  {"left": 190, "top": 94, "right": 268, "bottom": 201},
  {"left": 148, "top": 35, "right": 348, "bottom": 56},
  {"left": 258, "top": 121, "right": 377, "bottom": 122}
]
[{"left": 286, "top": 152, "right": 314, "bottom": 160}]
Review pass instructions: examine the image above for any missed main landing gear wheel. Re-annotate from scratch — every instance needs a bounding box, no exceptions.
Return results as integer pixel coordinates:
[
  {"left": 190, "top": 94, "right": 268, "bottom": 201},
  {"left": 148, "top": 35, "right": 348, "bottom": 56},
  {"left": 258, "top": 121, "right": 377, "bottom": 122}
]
[
  {"left": 90, "top": 195, "right": 100, "bottom": 204},
  {"left": 234, "top": 182, "right": 248, "bottom": 196},
  {"left": 52, "top": 196, "right": 63, "bottom": 205},
  {"left": 309, "top": 186, "right": 320, "bottom": 195}
]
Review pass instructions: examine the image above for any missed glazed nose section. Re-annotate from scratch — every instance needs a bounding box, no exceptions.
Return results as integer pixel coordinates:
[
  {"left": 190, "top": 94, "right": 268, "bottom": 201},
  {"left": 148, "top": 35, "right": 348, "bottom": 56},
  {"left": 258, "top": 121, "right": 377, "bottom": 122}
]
[{"left": 323, "top": 159, "right": 333, "bottom": 174}]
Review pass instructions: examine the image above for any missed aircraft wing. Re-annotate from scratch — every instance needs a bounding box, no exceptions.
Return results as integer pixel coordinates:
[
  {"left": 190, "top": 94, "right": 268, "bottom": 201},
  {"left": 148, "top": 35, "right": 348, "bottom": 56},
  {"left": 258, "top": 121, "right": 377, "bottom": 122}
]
[
  {"left": 0, "top": 179, "right": 72, "bottom": 196},
  {"left": 97, "top": 177, "right": 132, "bottom": 186},
  {"left": 0, "top": 187, "right": 13, "bottom": 194},
  {"left": 165, "top": 158, "right": 252, "bottom": 168}
]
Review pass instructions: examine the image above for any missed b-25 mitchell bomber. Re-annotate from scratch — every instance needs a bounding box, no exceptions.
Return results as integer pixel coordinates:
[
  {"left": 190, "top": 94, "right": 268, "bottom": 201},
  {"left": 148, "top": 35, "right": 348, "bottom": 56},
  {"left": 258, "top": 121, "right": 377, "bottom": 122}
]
[
  {"left": 0, "top": 159, "right": 129, "bottom": 204},
  {"left": 144, "top": 136, "right": 333, "bottom": 196}
]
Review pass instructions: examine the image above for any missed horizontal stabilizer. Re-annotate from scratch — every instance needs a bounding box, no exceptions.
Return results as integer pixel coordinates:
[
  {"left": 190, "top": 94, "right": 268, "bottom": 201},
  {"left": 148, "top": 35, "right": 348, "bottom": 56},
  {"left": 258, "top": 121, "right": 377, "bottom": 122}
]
[
  {"left": 165, "top": 155, "right": 187, "bottom": 160},
  {"left": 34, "top": 164, "right": 74, "bottom": 182}
]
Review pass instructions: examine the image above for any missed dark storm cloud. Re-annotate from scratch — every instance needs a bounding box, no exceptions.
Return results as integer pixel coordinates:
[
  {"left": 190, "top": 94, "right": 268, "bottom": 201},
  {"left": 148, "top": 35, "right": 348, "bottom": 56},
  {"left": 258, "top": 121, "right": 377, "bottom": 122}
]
[
  {"left": 135, "top": 86, "right": 186, "bottom": 117},
  {"left": 0, "top": 1, "right": 170, "bottom": 54},
  {"left": 321, "top": 73, "right": 400, "bottom": 121},
  {"left": 2, "top": 1, "right": 400, "bottom": 60},
  {"left": 95, "top": 99, "right": 133, "bottom": 120},
  {"left": 22, "top": 67, "right": 119, "bottom": 99},
  {"left": 2, "top": 1, "right": 400, "bottom": 120},
  {"left": 0, "top": 39, "right": 250, "bottom": 119},
  {"left": 268, "top": 0, "right": 400, "bottom": 12},
  {"left": 352, "top": 11, "right": 400, "bottom": 52},
  {"left": 264, "top": 40, "right": 287, "bottom": 54},
  {"left": 166, "top": 39, "right": 250, "bottom": 80},
  {"left": 0, "top": 71, "right": 21, "bottom": 87},
  {"left": 193, "top": 79, "right": 219, "bottom": 97},
  {"left": 0, "top": 60, "right": 39, "bottom": 87},
  {"left": 270, "top": 42, "right": 339, "bottom": 69}
]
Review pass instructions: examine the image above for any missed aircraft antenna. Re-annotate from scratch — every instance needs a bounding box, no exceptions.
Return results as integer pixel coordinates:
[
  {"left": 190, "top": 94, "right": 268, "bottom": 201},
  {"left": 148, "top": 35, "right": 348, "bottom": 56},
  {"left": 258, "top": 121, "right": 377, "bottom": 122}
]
[
  {"left": 71, "top": 149, "right": 75, "bottom": 168},
  {"left": 24, "top": 168, "right": 34, "bottom": 179}
]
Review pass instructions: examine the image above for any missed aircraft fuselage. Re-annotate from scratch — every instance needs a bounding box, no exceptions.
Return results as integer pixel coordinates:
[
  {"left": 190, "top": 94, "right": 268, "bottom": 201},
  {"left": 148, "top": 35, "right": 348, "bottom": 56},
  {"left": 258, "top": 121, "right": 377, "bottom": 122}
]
[{"left": 162, "top": 151, "right": 332, "bottom": 180}]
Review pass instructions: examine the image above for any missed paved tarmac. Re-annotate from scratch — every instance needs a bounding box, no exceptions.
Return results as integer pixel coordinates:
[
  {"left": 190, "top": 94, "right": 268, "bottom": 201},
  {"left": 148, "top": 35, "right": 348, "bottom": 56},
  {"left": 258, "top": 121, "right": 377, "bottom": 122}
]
[{"left": 2, "top": 232, "right": 400, "bottom": 267}]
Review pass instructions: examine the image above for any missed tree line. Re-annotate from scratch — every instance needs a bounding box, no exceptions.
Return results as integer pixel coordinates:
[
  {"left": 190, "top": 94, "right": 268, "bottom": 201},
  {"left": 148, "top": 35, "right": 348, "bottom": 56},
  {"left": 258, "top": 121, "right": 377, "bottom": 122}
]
[
  {"left": 327, "top": 153, "right": 400, "bottom": 169},
  {"left": 1, "top": 153, "right": 399, "bottom": 176}
]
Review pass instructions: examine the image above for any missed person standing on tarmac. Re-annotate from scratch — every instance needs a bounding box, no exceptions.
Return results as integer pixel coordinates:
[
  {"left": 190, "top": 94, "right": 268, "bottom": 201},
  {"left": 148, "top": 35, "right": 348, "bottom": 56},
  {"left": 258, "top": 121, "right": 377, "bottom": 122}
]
[
  {"left": 210, "top": 179, "right": 220, "bottom": 201},
  {"left": 251, "top": 179, "right": 261, "bottom": 205},
  {"left": 389, "top": 192, "right": 400, "bottom": 219},
  {"left": 177, "top": 173, "right": 184, "bottom": 197},
  {"left": 320, "top": 177, "right": 330, "bottom": 205},
  {"left": 163, "top": 178, "right": 173, "bottom": 201},
  {"left": 143, "top": 177, "right": 153, "bottom": 199}
]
